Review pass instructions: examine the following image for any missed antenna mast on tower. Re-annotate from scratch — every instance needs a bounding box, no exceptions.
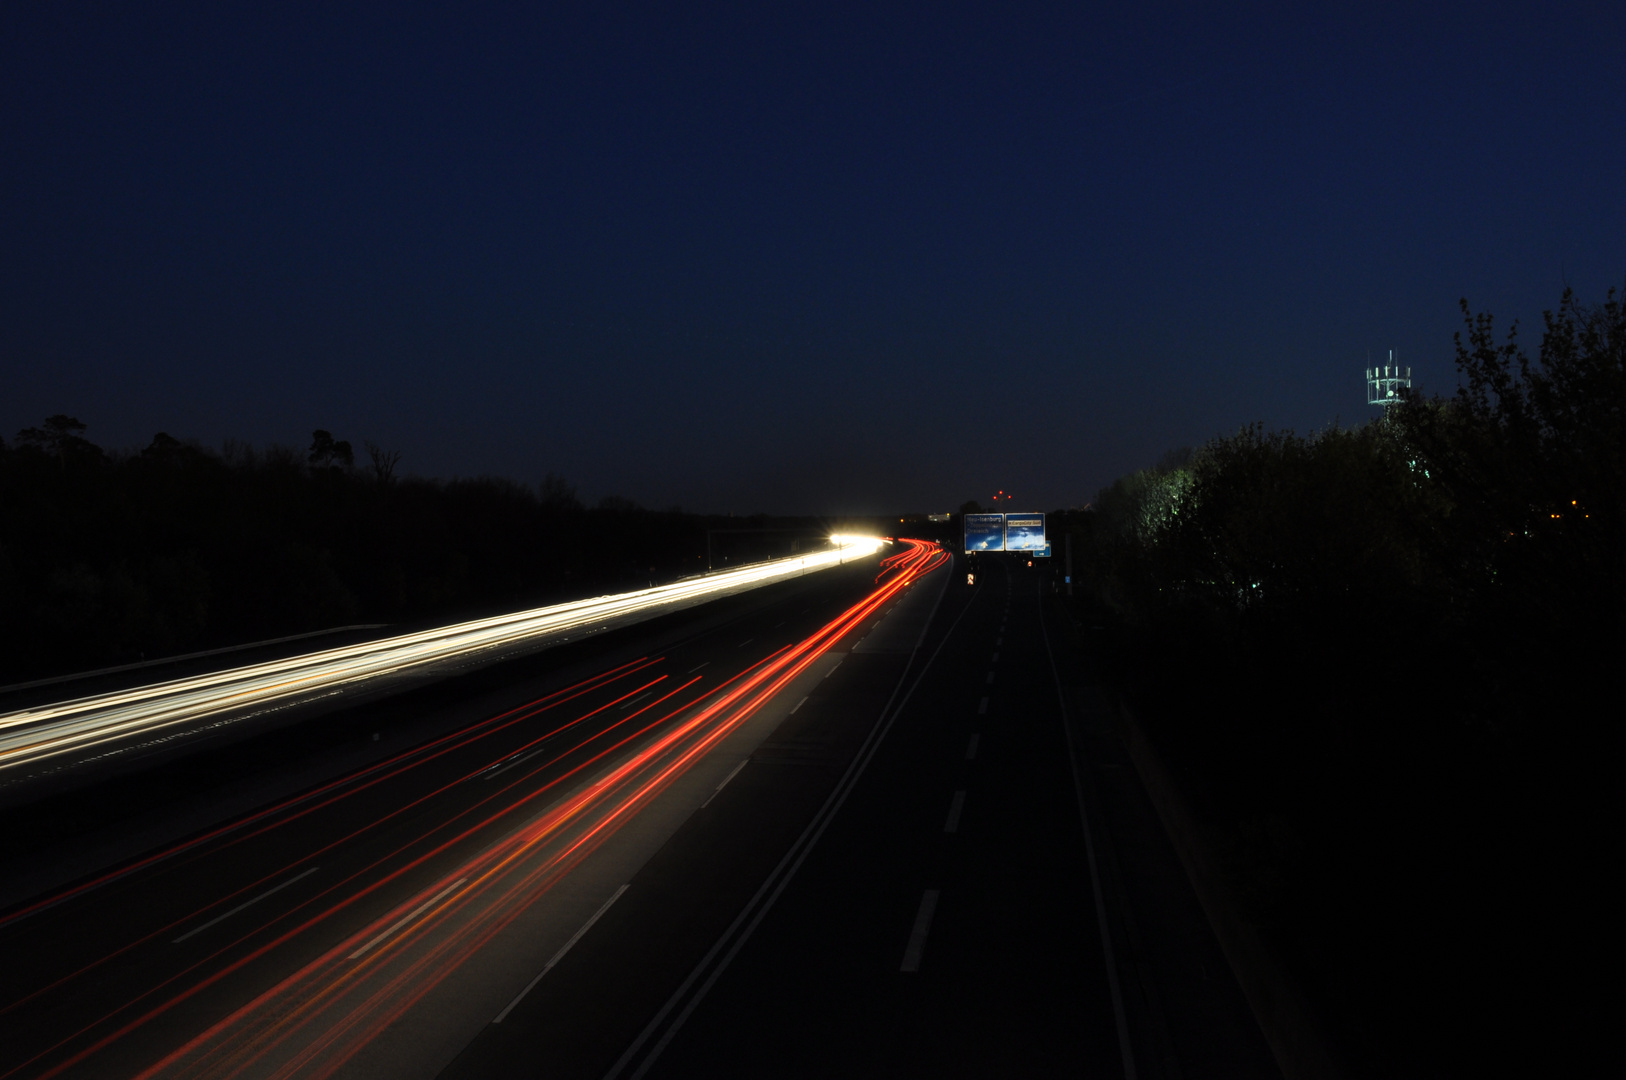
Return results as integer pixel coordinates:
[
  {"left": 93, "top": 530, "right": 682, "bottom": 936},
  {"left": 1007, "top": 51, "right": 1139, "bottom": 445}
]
[{"left": 1367, "top": 350, "right": 1411, "bottom": 411}]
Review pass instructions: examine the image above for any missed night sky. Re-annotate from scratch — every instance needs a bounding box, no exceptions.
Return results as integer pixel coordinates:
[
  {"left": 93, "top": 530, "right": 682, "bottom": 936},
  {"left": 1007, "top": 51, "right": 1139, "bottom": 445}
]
[{"left": 4, "top": 3, "right": 1622, "bottom": 514}]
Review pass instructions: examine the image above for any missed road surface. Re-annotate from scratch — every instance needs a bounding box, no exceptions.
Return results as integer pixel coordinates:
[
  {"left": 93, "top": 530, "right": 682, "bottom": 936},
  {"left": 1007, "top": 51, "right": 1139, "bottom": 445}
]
[{"left": 0, "top": 544, "right": 1277, "bottom": 1079}]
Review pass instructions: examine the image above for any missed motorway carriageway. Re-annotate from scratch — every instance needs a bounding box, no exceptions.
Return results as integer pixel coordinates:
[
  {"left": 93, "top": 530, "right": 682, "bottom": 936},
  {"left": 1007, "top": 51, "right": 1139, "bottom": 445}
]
[{"left": 0, "top": 539, "right": 947, "bottom": 1080}]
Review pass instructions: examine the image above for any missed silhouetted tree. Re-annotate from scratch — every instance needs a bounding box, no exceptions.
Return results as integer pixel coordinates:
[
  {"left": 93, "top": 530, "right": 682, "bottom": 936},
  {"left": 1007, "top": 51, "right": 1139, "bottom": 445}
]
[
  {"left": 538, "top": 471, "right": 581, "bottom": 512},
  {"left": 1382, "top": 285, "right": 1626, "bottom": 682},
  {"left": 140, "top": 432, "right": 210, "bottom": 465},
  {"left": 364, "top": 440, "right": 402, "bottom": 484},
  {"left": 15, "top": 414, "right": 103, "bottom": 468},
  {"left": 307, "top": 429, "right": 354, "bottom": 469}
]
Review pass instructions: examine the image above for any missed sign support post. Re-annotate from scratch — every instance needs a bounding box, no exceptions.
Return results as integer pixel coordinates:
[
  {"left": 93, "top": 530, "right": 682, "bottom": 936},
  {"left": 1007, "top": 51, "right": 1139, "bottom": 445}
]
[{"left": 1065, "top": 531, "right": 1073, "bottom": 597}]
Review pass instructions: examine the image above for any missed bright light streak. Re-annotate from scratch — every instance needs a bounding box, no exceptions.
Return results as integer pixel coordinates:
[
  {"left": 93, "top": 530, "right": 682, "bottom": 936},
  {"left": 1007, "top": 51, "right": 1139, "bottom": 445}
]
[{"left": 0, "top": 537, "right": 887, "bottom": 779}]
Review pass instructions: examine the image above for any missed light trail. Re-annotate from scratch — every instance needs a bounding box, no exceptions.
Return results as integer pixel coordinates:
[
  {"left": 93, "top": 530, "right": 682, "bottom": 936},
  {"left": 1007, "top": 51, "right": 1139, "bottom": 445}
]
[
  {"left": 9, "top": 540, "right": 946, "bottom": 1080},
  {"left": 0, "top": 657, "right": 664, "bottom": 933},
  {"left": 0, "top": 537, "right": 886, "bottom": 781}
]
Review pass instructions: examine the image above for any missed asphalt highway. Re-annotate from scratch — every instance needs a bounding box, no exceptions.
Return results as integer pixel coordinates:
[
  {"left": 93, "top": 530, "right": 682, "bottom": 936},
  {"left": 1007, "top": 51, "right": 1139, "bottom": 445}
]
[{"left": 0, "top": 545, "right": 1278, "bottom": 1079}]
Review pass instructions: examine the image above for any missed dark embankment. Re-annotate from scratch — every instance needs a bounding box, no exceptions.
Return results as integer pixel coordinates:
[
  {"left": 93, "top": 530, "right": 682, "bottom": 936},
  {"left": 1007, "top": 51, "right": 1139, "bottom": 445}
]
[{"left": 1063, "top": 286, "right": 1621, "bottom": 1077}]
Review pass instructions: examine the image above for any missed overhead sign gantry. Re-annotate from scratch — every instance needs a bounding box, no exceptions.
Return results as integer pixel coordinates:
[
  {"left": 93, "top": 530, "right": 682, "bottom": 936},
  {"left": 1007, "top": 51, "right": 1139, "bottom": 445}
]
[{"left": 962, "top": 512, "right": 1046, "bottom": 553}]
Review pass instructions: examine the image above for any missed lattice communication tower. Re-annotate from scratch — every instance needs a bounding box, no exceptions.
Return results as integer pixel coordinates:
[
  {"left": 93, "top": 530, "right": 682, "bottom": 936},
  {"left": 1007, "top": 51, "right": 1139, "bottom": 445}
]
[{"left": 1367, "top": 349, "right": 1411, "bottom": 410}]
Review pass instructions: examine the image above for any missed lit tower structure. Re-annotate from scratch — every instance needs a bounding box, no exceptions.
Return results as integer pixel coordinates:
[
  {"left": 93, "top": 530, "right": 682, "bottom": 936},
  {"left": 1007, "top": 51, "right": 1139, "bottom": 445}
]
[{"left": 1367, "top": 350, "right": 1411, "bottom": 411}]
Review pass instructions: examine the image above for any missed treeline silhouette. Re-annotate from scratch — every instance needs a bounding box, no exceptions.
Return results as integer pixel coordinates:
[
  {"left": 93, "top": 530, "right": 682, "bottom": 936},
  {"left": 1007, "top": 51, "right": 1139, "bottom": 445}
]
[
  {"left": 1069, "top": 285, "right": 1621, "bottom": 1075},
  {"left": 0, "top": 426, "right": 828, "bottom": 685}
]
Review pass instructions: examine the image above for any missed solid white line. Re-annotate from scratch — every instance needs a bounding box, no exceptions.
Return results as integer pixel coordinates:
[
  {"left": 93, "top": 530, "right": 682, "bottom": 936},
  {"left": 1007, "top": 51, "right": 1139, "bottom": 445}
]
[
  {"left": 978, "top": 697, "right": 988, "bottom": 715},
  {"left": 789, "top": 695, "right": 808, "bottom": 715},
  {"left": 700, "top": 760, "right": 750, "bottom": 808},
  {"left": 900, "top": 889, "right": 941, "bottom": 972},
  {"left": 1039, "top": 597, "right": 1137, "bottom": 1079},
  {"left": 687, "top": 662, "right": 710, "bottom": 673},
  {"left": 943, "top": 791, "right": 966, "bottom": 834},
  {"left": 349, "top": 878, "right": 467, "bottom": 960},
  {"left": 493, "top": 885, "right": 628, "bottom": 1023},
  {"left": 965, "top": 733, "right": 979, "bottom": 760},
  {"left": 173, "top": 866, "right": 320, "bottom": 943}
]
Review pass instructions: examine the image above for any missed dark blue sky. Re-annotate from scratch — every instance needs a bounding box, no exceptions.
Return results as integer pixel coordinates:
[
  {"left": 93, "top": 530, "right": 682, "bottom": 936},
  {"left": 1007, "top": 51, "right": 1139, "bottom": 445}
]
[{"left": 4, "top": 2, "right": 1622, "bottom": 513}]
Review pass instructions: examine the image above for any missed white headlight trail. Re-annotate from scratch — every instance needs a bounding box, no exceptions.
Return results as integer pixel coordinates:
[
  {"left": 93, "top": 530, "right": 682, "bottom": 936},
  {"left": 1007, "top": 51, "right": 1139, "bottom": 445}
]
[{"left": 0, "top": 537, "right": 886, "bottom": 776}]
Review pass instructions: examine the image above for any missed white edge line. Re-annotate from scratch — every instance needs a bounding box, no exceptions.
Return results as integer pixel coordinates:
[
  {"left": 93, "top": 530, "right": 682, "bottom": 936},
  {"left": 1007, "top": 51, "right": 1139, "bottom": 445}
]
[
  {"left": 349, "top": 877, "right": 467, "bottom": 960},
  {"left": 173, "top": 866, "right": 320, "bottom": 944},
  {"left": 1040, "top": 595, "right": 1137, "bottom": 1079},
  {"left": 494, "top": 884, "right": 628, "bottom": 1023}
]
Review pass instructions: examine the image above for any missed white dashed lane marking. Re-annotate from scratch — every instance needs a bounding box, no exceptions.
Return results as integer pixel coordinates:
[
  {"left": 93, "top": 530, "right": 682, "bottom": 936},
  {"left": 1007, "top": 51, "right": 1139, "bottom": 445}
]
[
  {"left": 900, "top": 890, "right": 941, "bottom": 973},
  {"left": 173, "top": 867, "right": 320, "bottom": 944}
]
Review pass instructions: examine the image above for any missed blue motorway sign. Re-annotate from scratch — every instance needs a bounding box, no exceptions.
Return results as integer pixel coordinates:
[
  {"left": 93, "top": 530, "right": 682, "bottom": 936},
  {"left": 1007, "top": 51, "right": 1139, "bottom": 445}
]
[
  {"left": 963, "top": 513, "right": 1005, "bottom": 552},
  {"left": 1004, "top": 513, "right": 1047, "bottom": 552}
]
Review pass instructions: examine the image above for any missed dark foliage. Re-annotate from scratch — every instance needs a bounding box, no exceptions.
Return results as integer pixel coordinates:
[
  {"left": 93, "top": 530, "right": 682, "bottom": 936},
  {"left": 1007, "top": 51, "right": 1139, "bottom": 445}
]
[
  {"left": 0, "top": 430, "right": 823, "bottom": 684},
  {"left": 1069, "top": 285, "right": 1622, "bottom": 1075}
]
